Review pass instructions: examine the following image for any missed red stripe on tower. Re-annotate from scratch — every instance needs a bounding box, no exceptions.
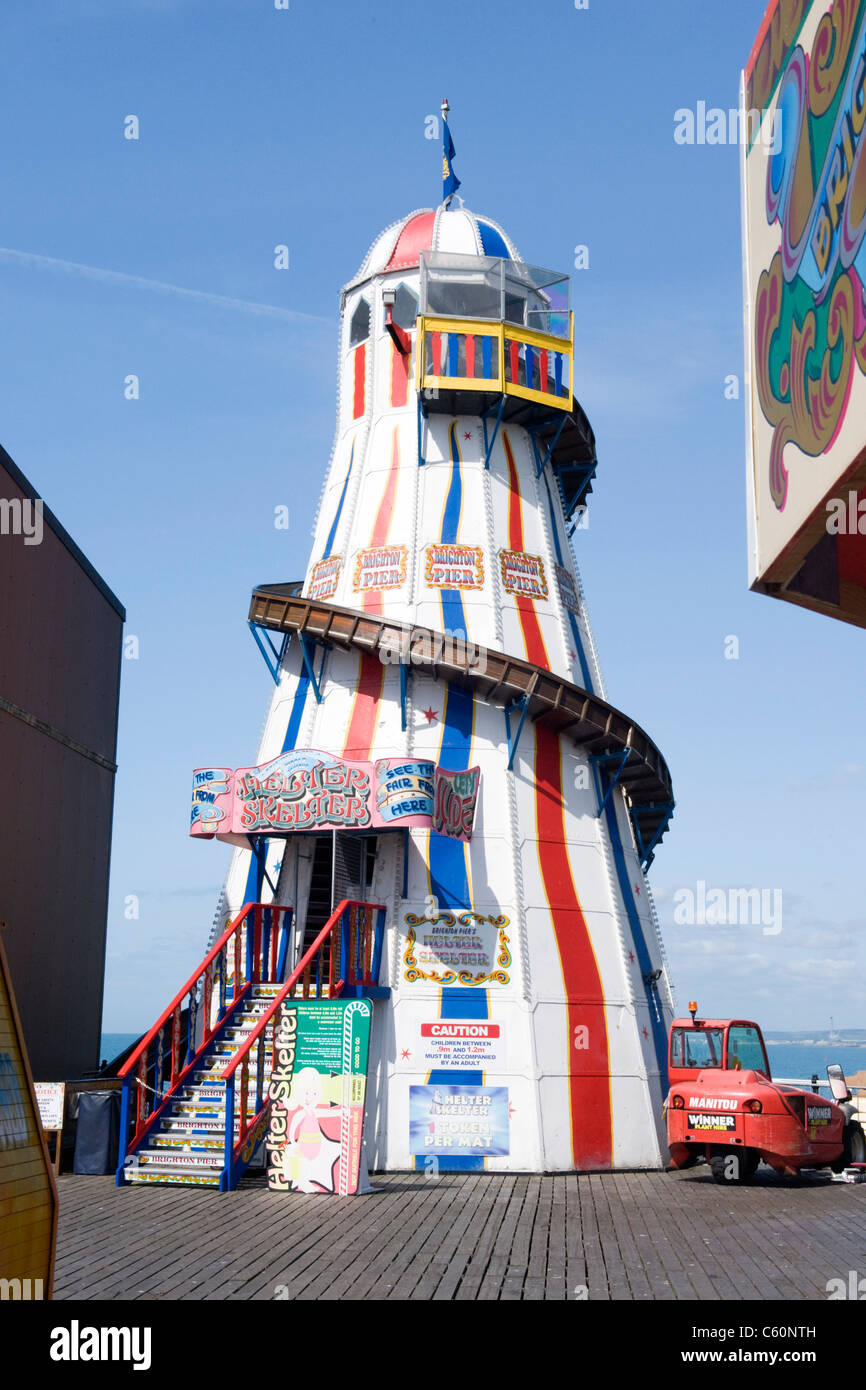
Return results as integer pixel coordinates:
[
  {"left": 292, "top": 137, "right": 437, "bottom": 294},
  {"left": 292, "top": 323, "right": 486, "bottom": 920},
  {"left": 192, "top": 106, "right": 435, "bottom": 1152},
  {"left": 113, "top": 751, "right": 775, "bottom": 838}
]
[
  {"left": 503, "top": 431, "right": 549, "bottom": 670},
  {"left": 353, "top": 344, "right": 366, "bottom": 419},
  {"left": 342, "top": 655, "right": 384, "bottom": 761},
  {"left": 534, "top": 723, "right": 613, "bottom": 1169},
  {"left": 363, "top": 429, "right": 401, "bottom": 616},
  {"left": 390, "top": 341, "right": 410, "bottom": 408}
]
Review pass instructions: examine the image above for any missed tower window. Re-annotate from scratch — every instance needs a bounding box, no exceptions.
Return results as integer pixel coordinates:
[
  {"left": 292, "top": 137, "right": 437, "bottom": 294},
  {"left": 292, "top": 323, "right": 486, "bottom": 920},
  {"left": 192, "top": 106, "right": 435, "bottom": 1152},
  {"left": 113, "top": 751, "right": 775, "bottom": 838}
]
[
  {"left": 350, "top": 298, "right": 370, "bottom": 347},
  {"left": 389, "top": 283, "right": 419, "bottom": 331}
]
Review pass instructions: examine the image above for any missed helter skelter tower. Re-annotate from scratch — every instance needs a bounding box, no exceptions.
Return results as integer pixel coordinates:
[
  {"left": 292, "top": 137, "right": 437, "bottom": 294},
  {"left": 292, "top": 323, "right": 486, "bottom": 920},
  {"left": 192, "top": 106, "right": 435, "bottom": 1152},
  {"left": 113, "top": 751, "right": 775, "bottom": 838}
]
[{"left": 214, "top": 109, "right": 676, "bottom": 1172}]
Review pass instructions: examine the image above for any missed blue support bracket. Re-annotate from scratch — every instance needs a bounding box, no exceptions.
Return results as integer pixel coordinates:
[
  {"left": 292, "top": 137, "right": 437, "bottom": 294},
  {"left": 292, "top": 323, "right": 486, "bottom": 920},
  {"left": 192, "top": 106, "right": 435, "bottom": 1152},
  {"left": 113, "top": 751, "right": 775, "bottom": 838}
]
[
  {"left": 590, "top": 749, "right": 631, "bottom": 819},
  {"left": 400, "top": 661, "right": 409, "bottom": 732},
  {"left": 251, "top": 837, "right": 279, "bottom": 898},
  {"left": 504, "top": 696, "right": 530, "bottom": 771},
  {"left": 564, "top": 462, "right": 598, "bottom": 534},
  {"left": 530, "top": 417, "right": 567, "bottom": 478},
  {"left": 299, "top": 634, "right": 323, "bottom": 704},
  {"left": 481, "top": 395, "right": 507, "bottom": 470},
  {"left": 631, "top": 802, "right": 675, "bottom": 870},
  {"left": 248, "top": 622, "right": 288, "bottom": 685},
  {"left": 417, "top": 393, "right": 427, "bottom": 467}
]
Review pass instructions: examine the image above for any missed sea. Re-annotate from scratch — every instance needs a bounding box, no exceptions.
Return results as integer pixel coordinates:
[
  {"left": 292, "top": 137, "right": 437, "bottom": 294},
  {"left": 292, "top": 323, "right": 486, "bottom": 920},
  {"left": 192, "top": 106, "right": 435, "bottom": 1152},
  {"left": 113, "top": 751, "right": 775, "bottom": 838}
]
[
  {"left": 764, "top": 1043, "right": 866, "bottom": 1087},
  {"left": 99, "top": 1032, "right": 142, "bottom": 1064},
  {"left": 97, "top": 1033, "right": 866, "bottom": 1087}
]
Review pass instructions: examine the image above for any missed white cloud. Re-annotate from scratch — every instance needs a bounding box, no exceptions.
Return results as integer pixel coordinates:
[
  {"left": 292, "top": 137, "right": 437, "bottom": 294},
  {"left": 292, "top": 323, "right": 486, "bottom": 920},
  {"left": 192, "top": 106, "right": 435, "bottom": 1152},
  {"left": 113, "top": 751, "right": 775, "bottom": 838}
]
[{"left": 0, "top": 247, "right": 332, "bottom": 326}]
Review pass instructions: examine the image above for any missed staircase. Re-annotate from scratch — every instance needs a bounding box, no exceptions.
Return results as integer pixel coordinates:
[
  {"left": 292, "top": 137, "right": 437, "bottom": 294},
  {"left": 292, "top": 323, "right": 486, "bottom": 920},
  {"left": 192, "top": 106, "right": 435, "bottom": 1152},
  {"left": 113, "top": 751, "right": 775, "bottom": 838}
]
[
  {"left": 123, "top": 983, "right": 281, "bottom": 1188},
  {"left": 116, "top": 899, "right": 388, "bottom": 1192}
]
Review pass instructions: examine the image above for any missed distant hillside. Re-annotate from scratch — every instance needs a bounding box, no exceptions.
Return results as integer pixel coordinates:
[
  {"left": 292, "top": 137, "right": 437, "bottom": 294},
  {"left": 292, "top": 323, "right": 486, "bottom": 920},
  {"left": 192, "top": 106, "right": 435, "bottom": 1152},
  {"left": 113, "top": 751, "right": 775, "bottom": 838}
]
[{"left": 763, "top": 1029, "right": 866, "bottom": 1042}]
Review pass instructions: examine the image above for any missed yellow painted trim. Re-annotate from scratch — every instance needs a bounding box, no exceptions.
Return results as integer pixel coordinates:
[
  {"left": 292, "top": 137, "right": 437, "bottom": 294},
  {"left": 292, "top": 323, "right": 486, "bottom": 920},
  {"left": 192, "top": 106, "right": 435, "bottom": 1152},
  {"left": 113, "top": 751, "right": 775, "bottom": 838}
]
[
  {"left": 507, "top": 382, "right": 573, "bottom": 411},
  {"left": 503, "top": 323, "right": 572, "bottom": 353},
  {"left": 417, "top": 314, "right": 573, "bottom": 408}
]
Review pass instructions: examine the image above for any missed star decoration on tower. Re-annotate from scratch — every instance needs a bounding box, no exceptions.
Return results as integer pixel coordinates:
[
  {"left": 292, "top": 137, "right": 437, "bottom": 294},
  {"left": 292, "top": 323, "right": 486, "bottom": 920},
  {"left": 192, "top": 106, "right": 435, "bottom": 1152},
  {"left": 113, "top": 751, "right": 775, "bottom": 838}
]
[
  {"left": 422, "top": 707, "right": 439, "bottom": 724},
  {"left": 642, "top": 1027, "right": 649, "bottom": 1039},
  {"left": 568, "top": 650, "right": 577, "bottom": 663},
  {"left": 634, "top": 884, "right": 640, "bottom": 896},
  {"left": 400, "top": 1048, "right": 411, "bottom": 1061},
  {"left": 463, "top": 431, "right": 471, "bottom": 440},
  {"left": 628, "top": 951, "right": 635, "bottom": 963}
]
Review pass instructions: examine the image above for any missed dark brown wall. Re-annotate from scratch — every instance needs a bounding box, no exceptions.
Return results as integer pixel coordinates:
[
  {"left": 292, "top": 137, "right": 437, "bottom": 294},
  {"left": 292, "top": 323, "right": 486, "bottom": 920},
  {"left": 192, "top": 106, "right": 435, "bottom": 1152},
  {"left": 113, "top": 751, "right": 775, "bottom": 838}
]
[{"left": 0, "top": 447, "right": 123, "bottom": 1080}]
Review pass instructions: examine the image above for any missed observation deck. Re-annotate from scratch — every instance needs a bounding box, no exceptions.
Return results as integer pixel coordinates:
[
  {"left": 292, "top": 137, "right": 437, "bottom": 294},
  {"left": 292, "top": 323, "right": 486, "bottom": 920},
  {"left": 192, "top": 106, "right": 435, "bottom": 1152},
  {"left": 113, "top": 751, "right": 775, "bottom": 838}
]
[{"left": 414, "top": 252, "right": 596, "bottom": 520}]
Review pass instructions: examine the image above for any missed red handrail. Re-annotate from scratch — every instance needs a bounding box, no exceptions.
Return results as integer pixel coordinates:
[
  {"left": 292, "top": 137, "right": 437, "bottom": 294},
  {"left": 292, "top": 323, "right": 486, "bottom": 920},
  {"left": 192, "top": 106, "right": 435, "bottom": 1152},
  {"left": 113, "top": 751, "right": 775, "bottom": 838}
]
[
  {"left": 222, "top": 899, "right": 384, "bottom": 1169},
  {"left": 222, "top": 899, "right": 384, "bottom": 1083},
  {"left": 118, "top": 901, "right": 287, "bottom": 1078}
]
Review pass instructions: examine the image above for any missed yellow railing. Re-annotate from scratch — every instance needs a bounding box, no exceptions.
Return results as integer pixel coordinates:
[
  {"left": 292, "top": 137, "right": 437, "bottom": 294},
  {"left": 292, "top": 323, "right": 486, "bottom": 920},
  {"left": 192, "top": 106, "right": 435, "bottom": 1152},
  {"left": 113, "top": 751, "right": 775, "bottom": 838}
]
[{"left": 415, "top": 314, "right": 573, "bottom": 411}]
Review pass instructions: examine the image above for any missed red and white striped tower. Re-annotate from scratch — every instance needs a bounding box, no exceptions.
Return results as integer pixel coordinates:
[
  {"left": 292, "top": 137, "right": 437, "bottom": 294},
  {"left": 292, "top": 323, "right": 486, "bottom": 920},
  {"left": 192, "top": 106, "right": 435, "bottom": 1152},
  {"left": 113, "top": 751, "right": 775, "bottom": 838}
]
[{"left": 214, "top": 129, "right": 676, "bottom": 1171}]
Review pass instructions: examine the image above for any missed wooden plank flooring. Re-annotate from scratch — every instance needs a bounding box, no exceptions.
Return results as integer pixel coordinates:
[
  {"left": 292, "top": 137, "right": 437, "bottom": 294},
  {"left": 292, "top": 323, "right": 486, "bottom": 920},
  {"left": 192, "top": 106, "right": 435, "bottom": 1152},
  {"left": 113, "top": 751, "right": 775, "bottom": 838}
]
[{"left": 52, "top": 1167, "right": 866, "bottom": 1301}]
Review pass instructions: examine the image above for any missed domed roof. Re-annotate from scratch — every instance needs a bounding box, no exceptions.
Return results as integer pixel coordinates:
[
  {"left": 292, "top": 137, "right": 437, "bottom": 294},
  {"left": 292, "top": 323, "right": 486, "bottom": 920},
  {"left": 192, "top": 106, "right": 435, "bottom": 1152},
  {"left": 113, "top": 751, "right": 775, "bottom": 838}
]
[{"left": 346, "top": 204, "right": 522, "bottom": 290}]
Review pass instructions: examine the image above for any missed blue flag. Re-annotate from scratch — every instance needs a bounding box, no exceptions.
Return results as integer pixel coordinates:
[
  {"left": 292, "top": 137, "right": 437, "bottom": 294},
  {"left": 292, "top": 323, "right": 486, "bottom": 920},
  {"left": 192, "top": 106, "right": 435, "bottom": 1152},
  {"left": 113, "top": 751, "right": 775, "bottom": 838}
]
[{"left": 443, "top": 123, "right": 460, "bottom": 201}]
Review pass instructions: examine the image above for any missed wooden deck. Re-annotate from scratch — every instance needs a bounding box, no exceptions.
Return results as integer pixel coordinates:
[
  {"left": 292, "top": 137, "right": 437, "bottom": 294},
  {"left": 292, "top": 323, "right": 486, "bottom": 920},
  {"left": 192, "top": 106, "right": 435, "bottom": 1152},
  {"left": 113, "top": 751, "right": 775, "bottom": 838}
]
[{"left": 50, "top": 1166, "right": 866, "bottom": 1301}]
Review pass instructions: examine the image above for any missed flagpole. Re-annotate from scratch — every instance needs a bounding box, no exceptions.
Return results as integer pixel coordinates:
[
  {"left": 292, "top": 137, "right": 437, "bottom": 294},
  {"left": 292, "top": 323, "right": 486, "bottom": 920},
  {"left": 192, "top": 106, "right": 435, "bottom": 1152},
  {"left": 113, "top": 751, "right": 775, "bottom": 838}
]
[{"left": 441, "top": 97, "right": 459, "bottom": 208}]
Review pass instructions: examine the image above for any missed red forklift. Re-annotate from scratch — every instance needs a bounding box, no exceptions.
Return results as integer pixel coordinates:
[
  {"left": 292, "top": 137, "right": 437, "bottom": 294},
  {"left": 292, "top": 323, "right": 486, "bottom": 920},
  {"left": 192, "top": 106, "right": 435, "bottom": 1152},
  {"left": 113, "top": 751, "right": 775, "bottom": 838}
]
[{"left": 665, "top": 1004, "right": 866, "bottom": 1183}]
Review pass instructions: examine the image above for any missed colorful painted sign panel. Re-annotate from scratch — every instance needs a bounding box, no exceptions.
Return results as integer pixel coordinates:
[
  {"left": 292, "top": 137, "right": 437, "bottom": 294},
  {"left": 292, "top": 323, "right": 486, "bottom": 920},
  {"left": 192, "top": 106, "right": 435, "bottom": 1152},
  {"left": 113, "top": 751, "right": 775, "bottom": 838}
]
[
  {"left": 266, "top": 998, "right": 371, "bottom": 1195},
  {"left": 555, "top": 563, "right": 580, "bottom": 614},
  {"left": 409, "top": 1084, "right": 510, "bottom": 1157},
  {"left": 416, "top": 1021, "right": 504, "bottom": 1070},
  {"left": 190, "top": 749, "right": 479, "bottom": 839},
  {"left": 424, "top": 542, "right": 484, "bottom": 589},
  {"left": 307, "top": 555, "right": 341, "bottom": 600},
  {"left": 190, "top": 768, "right": 231, "bottom": 835},
  {"left": 402, "top": 910, "right": 512, "bottom": 987},
  {"left": 743, "top": 0, "right": 866, "bottom": 616},
  {"left": 431, "top": 766, "right": 480, "bottom": 840},
  {"left": 353, "top": 545, "right": 407, "bottom": 592},
  {"left": 375, "top": 758, "right": 434, "bottom": 822},
  {"left": 499, "top": 548, "right": 548, "bottom": 599}
]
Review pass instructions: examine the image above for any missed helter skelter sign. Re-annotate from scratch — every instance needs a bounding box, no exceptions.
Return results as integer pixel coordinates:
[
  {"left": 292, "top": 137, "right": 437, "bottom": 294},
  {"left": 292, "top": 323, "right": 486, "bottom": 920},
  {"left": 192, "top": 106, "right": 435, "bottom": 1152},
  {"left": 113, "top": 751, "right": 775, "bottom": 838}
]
[{"left": 189, "top": 748, "right": 480, "bottom": 841}]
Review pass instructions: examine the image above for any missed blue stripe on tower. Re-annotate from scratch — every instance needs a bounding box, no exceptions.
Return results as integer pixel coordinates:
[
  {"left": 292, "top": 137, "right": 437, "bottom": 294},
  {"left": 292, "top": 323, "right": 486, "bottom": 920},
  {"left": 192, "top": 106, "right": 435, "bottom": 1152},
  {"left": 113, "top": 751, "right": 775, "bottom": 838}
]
[
  {"left": 440, "top": 423, "right": 467, "bottom": 638},
  {"left": 541, "top": 467, "right": 665, "bottom": 1079},
  {"left": 428, "top": 687, "right": 472, "bottom": 909},
  {"left": 322, "top": 440, "right": 355, "bottom": 557},
  {"left": 541, "top": 471, "right": 595, "bottom": 695},
  {"left": 602, "top": 793, "right": 669, "bottom": 1090},
  {"left": 241, "top": 664, "right": 311, "bottom": 906},
  {"left": 419, "top": 424, "right": 490, "bottom": 1171}
]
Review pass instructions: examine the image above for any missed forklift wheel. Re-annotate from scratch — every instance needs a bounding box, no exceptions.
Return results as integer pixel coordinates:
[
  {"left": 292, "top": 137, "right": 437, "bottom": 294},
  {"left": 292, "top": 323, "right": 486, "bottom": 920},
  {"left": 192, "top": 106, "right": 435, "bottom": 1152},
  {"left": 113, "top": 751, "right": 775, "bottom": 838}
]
[
  {"left": 831, "top": 1123, "right": 866, "bottom": 1173},
  {"left": 710, "top": 1148, "right": 759, "bottom": 1184}
]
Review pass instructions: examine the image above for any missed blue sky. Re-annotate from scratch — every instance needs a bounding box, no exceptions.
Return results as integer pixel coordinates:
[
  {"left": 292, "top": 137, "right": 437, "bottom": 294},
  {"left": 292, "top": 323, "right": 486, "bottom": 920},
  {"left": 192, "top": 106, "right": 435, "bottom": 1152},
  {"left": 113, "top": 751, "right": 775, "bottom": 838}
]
[{"left": 2, "top": 0, "right": 864, "bottom": 1034}]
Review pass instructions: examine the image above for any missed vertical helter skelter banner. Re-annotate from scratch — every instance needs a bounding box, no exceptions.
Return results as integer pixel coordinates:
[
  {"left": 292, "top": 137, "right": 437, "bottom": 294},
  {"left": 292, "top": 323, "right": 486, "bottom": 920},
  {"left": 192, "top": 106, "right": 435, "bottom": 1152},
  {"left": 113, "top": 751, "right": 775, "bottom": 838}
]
[{"left": 265, "top": 999, "right": 372, "bottom": 1196}]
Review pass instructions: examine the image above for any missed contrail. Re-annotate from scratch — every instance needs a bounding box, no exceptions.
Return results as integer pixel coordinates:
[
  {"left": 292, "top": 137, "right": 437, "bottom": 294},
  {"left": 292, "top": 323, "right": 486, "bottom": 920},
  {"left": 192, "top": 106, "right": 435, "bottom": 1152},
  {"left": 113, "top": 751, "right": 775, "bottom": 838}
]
[{"left": 0, "top": 246, "right": 332, "bottom": 325}]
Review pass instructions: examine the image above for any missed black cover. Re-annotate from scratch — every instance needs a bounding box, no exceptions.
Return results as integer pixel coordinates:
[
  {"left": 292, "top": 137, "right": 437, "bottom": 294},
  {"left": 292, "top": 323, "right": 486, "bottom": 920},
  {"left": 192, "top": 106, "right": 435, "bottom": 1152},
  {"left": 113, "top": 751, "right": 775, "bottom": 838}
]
[{"left": 72, "top": 1090, "right": 120, "bottom": 1174}]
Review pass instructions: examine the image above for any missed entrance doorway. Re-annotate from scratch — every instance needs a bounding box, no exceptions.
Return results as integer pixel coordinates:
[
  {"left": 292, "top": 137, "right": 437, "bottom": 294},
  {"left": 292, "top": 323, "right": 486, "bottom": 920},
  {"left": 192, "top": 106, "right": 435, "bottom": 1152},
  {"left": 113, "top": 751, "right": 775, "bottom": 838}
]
[{"left": 300, "top": 832, "right": 378, "bottom": 957}]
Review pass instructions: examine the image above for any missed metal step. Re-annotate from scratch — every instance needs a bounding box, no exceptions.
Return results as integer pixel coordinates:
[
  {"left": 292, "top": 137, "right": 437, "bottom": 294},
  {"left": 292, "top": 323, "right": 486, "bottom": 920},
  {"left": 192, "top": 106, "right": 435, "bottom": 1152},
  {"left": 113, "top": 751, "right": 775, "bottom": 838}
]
[
  {"left": 133, "top": 1150, "right": 223, "bottom": 1173},
  {"left": 150, "top": 1135, "right": 226, "bottom": 1151},
  {"left": 126, "top": 1170, "right": 220, "bottom": 1188}
]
